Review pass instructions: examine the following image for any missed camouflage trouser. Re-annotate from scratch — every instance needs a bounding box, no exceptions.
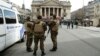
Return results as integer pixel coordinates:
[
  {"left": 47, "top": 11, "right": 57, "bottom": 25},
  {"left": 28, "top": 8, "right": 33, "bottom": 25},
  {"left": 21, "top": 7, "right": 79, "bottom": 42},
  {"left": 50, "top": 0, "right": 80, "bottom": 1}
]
[
  {"left": 51, "top": 31, "right": 58, "bottom": 48},
  {"left": 26, "top": 32, "right": 33, "bottom": 48},
  {"left": 33, "top": 35, "right": 45, "bottom": 52}
]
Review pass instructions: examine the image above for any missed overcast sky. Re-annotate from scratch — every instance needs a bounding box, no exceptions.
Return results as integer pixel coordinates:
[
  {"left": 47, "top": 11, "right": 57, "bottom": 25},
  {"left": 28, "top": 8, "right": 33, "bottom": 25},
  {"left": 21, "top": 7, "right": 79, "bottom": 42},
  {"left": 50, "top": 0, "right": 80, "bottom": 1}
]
[{"left": 9, "top": 0, "right": 92, "bottom": 12}]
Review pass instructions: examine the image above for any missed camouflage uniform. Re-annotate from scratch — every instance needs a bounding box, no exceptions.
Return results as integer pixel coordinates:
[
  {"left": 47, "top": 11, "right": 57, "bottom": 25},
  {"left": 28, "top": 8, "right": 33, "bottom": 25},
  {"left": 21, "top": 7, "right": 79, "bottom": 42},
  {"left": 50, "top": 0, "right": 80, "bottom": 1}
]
[
  {"left": 33, "top": 19, "right": 47, "bottom": 56},
  {"left": 34, "top": 35, "right": 45, "bottom": 52},
  {"left": 48, "top": 19, "right": 59, "bottom": 51},
  {"left": 51, "top": 30, "right": 58, "bottom": 49},
  {"left": 24, "top": 20, "right": 33, "bottom": 52}
]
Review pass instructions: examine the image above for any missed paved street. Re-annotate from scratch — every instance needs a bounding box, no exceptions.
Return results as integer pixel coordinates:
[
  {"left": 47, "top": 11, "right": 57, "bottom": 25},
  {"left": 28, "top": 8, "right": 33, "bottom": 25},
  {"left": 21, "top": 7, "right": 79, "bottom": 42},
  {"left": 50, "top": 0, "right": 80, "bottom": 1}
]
[{"left": 0, "top": 25, "right": 100, "bottom": 56}]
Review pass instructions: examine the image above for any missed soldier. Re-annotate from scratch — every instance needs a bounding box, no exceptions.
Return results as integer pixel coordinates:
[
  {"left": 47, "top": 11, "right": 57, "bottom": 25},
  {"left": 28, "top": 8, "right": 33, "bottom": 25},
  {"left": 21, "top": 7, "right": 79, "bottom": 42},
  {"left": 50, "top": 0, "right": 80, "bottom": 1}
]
[
  {"left": 32, "top": 15, "right": 47, "bottom": 56},
  {"left": 48, "top": 15, "right": 59, "bottom": 51},
  {"left": 24, "top": 17, "right": 33, "bottom": 52}
]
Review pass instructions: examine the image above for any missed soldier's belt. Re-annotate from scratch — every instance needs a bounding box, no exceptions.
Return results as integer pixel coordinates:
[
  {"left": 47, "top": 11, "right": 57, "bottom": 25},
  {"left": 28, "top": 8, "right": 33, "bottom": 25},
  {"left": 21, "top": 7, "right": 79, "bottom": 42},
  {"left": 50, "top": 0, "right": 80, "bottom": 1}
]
[{"left": 34, "top": 32, "right": 44, "bottom": 35}]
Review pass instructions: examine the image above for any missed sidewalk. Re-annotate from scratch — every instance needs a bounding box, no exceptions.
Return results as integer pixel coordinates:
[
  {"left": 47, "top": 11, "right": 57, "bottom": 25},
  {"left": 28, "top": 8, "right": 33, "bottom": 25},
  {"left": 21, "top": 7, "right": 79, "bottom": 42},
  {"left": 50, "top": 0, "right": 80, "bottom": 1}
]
[
  {"left": 79, "top": 26, "right": 100, "bottom": 32},
  {"left": 62, "top": 25, "right": 100, "bottom": 32},
  {"left": 1, "top": 26, "right": 100, "bottom": 56}
]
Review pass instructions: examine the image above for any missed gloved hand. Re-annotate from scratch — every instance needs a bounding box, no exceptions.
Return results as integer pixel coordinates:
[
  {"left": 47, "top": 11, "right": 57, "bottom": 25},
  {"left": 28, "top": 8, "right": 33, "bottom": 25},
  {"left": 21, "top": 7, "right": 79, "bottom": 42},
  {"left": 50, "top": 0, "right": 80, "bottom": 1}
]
[{"left": 43, "top": 35, "right": 46, "bottom": 41}]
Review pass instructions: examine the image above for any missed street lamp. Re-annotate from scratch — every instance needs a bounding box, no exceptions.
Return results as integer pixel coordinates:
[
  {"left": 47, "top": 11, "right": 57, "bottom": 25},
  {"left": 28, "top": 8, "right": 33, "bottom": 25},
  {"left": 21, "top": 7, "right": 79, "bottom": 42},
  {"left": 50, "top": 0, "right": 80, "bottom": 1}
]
[
  {"left": 22, "top": 0, "right": 25, "bottom": 9},
  {"left": 83, "top": 0, "right": 84, "bottom": 7},
  {"left": 83, "top": 0, "right": 85, "bottom": 18},
  {"left": 22, "top": 0, "right": 26, "bottom": 19}
]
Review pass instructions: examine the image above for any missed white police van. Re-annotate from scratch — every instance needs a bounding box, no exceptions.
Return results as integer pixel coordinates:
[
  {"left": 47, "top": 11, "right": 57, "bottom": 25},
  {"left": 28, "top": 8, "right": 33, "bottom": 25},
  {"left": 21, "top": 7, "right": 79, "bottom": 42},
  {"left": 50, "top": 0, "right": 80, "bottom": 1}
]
[{"left": 0, "top": 0, "right": 25, "bottom": 51}]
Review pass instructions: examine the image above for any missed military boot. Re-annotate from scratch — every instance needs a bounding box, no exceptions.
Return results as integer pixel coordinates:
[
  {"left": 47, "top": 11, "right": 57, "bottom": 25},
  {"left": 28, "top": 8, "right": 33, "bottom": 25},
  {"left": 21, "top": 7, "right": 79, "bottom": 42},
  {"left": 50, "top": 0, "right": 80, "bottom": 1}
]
[
  {"left": 41, "top": 51, "right": 45, "bottom": 56},
  {"left": 50, "top": 47, "right": 57, "bottom": 51},
  {"left": 26, "top": 47, "right": 33, "bottom": 52},
  {"left": 33, "top": 51, "right": 37, "bottom": 56}
]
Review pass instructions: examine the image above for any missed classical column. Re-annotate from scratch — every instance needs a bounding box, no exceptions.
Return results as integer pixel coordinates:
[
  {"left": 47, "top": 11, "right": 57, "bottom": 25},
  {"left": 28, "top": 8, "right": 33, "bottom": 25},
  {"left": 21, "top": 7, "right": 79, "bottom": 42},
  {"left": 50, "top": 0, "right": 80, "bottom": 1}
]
[
  {"left": 40, "top": 7, "right": 42, "bottom": 16},
  {"left": 49, "top": 7, "right": 50, "bottom": 17},
  {"left": 33, "top": 7, "right": 37, "bottom": 19},
  {"left": 57, "top": 8, "right": 59, "bottom": 17},
  {"left": 61, "top": 8, "right": 63, "bottom": 17},
  {"left": 53, "top": 8, "right": 55, "bottom": 15}
]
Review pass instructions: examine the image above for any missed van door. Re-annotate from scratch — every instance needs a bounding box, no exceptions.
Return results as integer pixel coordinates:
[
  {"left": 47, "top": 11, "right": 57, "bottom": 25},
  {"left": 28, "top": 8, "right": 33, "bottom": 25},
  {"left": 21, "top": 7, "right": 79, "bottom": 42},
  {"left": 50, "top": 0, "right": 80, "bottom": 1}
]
[
  {"left": 17, "top": 15, "right": 25, "bottom": 41},
  {"left": 4, "top": 10, "right": 19, "bottom": 47},
  {"left": 0, "top": 9, "right": 6, "bottom": 51}
]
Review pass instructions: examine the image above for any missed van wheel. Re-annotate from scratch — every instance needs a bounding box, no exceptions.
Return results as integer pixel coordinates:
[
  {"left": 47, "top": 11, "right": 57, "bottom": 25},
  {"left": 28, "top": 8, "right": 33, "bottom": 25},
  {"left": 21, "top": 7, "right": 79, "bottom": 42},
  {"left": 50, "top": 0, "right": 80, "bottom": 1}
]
[
  {"left": 20, "top": 35, "right": 25, "bottom": 42},
  {"left": 21, "top": 37, "right": 25, "bottom": 42}
]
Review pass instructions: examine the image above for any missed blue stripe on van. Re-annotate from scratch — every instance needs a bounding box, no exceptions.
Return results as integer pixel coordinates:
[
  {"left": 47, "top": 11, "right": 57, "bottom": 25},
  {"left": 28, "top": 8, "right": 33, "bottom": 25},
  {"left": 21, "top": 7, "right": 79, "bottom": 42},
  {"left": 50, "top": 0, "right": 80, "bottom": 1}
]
[{"left": 20, "top": 26, "right": 25, "bottom": 39}]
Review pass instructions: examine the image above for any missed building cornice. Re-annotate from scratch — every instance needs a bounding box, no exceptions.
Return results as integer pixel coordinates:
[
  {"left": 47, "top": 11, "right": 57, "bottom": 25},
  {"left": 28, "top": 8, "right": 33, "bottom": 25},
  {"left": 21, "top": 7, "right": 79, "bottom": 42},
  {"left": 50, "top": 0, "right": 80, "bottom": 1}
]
[{"left": 32, "top": 0, "right": 71, "bottom": 7}]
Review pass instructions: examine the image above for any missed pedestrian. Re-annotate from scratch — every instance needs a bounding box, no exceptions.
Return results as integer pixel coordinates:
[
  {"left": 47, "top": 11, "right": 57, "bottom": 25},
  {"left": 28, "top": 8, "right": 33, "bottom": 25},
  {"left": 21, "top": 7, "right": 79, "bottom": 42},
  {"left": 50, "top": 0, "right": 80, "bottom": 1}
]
[
  {"left": 48, "top": 14, "right": 59, "bottom": 51},
  {"left": 59, "top": 18, "right": 62, "bottom": 28},
  {"left": 32, "top": 15, "right": 47, "bottom": 56},
  {"left": 71, "top": 21, "right": 74, "bottom": 29},
  {"left": 24, "top": 17, "right": 33, "bottom": 52},
  {"left": 67, "top": 21, "right": 70, "bottom": 29},
  {"left": 75, "top": 20, "right": 78, "bottom": 28}
]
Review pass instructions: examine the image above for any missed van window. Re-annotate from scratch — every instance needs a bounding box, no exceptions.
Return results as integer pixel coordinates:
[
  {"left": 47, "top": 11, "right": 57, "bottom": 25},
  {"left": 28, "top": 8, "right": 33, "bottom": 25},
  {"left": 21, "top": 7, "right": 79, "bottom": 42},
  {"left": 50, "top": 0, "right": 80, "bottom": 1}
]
[
  {"left": 0, "top": 9, "right": 3, "bottom": 24},
  {"left": 17, "top": 15, "right": 24, "bottom": 24},
  {"left": 4, "top": 10, "right": 16, "bottom": 24}
]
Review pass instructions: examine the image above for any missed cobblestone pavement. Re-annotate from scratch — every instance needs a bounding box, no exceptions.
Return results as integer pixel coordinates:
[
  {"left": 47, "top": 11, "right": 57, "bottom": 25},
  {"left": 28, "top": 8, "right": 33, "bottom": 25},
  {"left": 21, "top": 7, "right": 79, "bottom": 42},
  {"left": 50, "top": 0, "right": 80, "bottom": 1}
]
[{"left": 0, "top": 26, "right": 100, "bottom": 56}]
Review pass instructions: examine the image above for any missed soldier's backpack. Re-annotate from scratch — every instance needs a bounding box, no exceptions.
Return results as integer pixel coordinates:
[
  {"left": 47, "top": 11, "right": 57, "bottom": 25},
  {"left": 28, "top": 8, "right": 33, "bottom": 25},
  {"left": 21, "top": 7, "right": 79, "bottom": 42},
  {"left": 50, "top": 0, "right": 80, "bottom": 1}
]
[
  {"left": 27, "top": 22, "right": 32, "bottom": 29},
  {"left": 51, "top": 20, "right": 59, "bottom": 32},
  {"left": 33, "top": 21, "right": 44, "bottom": 33},
  {"left": 25, "top": 22, "right": 33, "bottom": 32}
]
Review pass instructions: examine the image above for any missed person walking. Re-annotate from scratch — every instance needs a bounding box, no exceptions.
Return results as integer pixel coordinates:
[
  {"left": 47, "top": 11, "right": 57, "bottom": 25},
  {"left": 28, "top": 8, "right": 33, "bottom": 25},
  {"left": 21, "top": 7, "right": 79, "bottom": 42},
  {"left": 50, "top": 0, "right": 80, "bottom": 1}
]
[
  {"left": 67, "top": 21, "right": 70, "bottom": 29},
  {"left": 71, "top": 20, "right": 74, "bottom": 29},
  {"left": 32, "top": 15, "right": 47, "bottom": 56},
  {"left": 75, "top": 20, "right": 78, "bottom": 28},
  {"left": 48, "top": 15, "right": 59, "bottom": 51},
  {"left": 24, "top": 17, "right": 33, "bottom": 52}
]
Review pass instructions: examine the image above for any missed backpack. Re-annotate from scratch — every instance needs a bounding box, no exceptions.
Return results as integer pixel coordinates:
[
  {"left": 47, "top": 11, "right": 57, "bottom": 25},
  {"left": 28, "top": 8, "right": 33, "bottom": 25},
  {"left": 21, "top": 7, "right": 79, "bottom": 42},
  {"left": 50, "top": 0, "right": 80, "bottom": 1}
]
[
  {"left": 33, "top": 21, "right": 44, "bottom": 33},
  {"left": 25, "top": 21, "right": 33, "bottom": 33},
  {"left": 51, "top": 20, "right": 59, "bottom": 32},
  {"left": 27, "top": 22, "right": 32, "bottom": 29}
]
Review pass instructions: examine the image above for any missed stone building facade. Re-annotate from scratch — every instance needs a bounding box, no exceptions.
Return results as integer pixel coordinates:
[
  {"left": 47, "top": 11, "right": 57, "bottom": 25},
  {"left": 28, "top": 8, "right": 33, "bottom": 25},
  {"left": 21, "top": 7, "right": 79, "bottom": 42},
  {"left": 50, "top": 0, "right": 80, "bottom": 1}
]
[
  {"left": 2, "top": 0, "right": 9, "bottom": 2},
  {"left": 85, "top": 0, "right": 100, "bottom": 27},
  {"left": 94, "top": 1, "right": 100, "bottom": 26},
  {"left": 71, "top": 0, "right": 100, "bottom": 27},
  {"left": 31, "top": 0, "right": 71, "bottom": 19}
]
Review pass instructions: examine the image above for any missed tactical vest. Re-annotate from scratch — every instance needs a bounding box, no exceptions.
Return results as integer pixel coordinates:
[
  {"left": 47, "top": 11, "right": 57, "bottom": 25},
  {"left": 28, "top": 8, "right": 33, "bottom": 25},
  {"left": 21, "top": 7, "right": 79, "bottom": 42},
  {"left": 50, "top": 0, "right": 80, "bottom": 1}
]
[
  {"left": 33, "top": 21, "right": 44, "bottom": 33},
  {"left": 50, "top": 20, "right": 59, "bottom": 32},
  {"left": 33, "top": 20, "right": 46, "bottom": 37}
]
